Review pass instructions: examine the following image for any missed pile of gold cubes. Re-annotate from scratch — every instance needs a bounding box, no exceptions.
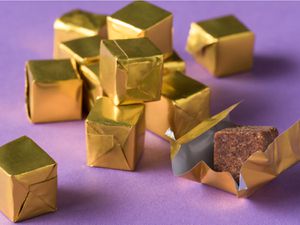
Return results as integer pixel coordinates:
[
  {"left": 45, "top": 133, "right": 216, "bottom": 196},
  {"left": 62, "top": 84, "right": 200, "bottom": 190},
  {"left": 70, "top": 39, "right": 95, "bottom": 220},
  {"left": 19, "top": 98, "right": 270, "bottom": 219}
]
[{"left": 0, "top": 1, "right": 255, "bottom": 222}]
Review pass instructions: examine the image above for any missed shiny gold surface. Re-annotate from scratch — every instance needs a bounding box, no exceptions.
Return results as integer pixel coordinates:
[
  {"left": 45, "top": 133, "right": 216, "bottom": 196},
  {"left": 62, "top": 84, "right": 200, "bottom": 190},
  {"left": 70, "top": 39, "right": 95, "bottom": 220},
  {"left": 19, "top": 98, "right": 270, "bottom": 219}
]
[
  {"left": 85, "top": 97, "right": 145, "bottom": 170},
  {"left": 163, "top": 51, "right": 186, "bottom": 75},
  {"left": 107, "top": 1, "right": 173, "bottom": 56},
  {"left": 145, "top": 71, "right": 210, "bottom": 140},
  {"left": 58, "top": 35, "right": 100, "bottom": 65},
  {"left": 169, "top": 105, "right": 300, "bottom": 197},
  {"left": 0, "top": 136, "right": 57, "bottom": 222},
  {"left": 54, "top": 9, "right": 106, "bottom": 57},
  {"left": 25, "top": 59, "right": 83, "bottom": 123},
  {"left": 100, "top": 38, "right": 163, "bottom": 105},
  {"left": 80, "top": 63, "right": 103, "bottom": 113},
  {"left": 186, "top": 15, "right": 254, "bottom": 77}
]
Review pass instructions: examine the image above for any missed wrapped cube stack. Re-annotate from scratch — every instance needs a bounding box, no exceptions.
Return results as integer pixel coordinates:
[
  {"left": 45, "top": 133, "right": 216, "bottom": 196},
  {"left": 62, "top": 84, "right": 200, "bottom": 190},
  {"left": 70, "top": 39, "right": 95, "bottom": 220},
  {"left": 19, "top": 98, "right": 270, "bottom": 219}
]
[
  {"left": 53, "top": 9, "right": 107, "bottom": 57},
  {"left": 107, "top": 1, "right": 173, "bottom": 57},
  {"left": 2, "top": 4, "right": 297, "bottom": 223},
  {"left": 99, "top": 38, "right": 163, "bottom": 105}
]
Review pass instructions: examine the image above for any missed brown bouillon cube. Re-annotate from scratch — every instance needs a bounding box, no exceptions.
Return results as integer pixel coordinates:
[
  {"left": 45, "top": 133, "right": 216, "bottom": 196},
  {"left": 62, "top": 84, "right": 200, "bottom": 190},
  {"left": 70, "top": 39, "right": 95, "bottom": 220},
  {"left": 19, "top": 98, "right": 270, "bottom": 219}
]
[{"left": 214, "top": 126, "right": 278, "bottom": 182}]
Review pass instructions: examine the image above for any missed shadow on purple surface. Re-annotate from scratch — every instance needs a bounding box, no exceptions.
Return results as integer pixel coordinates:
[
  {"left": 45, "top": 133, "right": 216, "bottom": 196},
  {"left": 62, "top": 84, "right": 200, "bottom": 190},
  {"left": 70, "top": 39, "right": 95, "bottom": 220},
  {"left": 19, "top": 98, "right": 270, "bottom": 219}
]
[
  {"left": 136, "top": 132, "right": 172, "bottom": 173},
  {"left": 20, "top": 186, "right": 120, "bottom": 224},
  {"left": 250, "top": 164, "right": 300, "bottom": 208},
  {"left": 228, "top": 54, "right": 298, "bottom": 81},
  {"left": 253, "top": 54, "right": 297, "bottom": 78}
]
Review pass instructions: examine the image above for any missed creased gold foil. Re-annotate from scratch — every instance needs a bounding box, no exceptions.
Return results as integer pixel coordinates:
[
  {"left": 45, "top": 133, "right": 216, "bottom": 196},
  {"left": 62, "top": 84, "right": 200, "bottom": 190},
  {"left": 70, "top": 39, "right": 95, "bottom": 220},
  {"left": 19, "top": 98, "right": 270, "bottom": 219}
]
[
  {"left": 107, "top": 1, "right": 173, "bottom": 57},
  {"left": 57, "top": 35, "right": 101, "bottom": 65},
  {"left": 54, "top": 9, "right": 107, "bottom": 57},
  {"left": 167, "top": 104, "right": 300, "bottom": 197},
  {"left": 80, "top": 63, "right": 103, "bottom": 113},
  {"left": 186, "top": 15, "right": 254, "bottom": 77},
  {"left": 145, "top": 71, "right": 210, "bottom": 140},
  {"left": 0, "top": 136, "right": 57, "bottom": 222},
  {"left": 25, "top": 59, "right": 83, "bottom": 123},
  {"left": 100, "top": 38, "right": 163, "bottom": 105},
  {"left": 85, "top": 97, "right": 145, "bottom": 170},
  {"left": 163, "top": 51, "right": 186, "bottom": 75}
]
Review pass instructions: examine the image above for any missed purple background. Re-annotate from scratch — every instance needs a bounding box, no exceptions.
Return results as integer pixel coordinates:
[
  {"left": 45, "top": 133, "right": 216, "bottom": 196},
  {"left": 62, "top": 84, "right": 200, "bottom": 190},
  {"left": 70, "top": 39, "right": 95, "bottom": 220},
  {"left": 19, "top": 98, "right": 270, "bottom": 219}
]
[{"left": 1, "top": 1, "right": 300, "bottom": 224}]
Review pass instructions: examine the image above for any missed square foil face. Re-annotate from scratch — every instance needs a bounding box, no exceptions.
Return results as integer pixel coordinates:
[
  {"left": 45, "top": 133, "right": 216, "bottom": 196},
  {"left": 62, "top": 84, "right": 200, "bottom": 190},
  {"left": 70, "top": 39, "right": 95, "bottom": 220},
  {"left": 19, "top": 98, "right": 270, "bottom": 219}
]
[
  {"left": 186, "top": 15, "right": 254, "bottom": 77},
  {"left": 25, "top": 59, "right": 83, "bottom": 123},
  {"left": 80, "top": 63, "right": 103, "bottom": 113},
  {"left": 58, "top": 35, "right": 101, "bottom": 65},
  {"left": 145, "top": 71, "right": 210, "bottom": 139},
  {"left": 0, "top": 136, "right": 57, "bottom": 222},
  {"left": 85, "top": 97, "right": 145, "bottom": 170},
  {"left": 107, "top": 1, "right": 173, "bottom": 56},
  {"left": 54, "top": 9, "right": 107, "bottom": 57},
  {"left": 100, "top": 38, "right": 163, "bottom": 105},
  {"left": 163, "top": 51, "right": 186, "bottom": 75}
]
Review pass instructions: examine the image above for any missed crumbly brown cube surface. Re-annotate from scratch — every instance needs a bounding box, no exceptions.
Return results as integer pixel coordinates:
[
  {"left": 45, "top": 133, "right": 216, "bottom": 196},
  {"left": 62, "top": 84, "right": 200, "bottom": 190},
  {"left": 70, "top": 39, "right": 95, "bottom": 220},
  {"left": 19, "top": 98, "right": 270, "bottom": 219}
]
[{"left": 214, "top": 126, "right": 278, "bottom": 182}]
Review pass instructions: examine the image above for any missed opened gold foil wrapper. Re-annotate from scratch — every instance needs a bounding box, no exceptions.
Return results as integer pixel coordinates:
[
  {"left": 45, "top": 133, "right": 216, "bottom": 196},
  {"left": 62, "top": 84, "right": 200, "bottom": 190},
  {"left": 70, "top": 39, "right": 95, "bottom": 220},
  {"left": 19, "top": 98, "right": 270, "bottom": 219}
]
[
  {"left": 186, "top": 15, "right": 255, "bottom": 77},
  {"left": 80, "top": 63, "right": 103, "bottom": 113},
  {"left": 85, "top": 97, "right": 145, "bottom": 170},
  {"left": 54, "top": 9, "right": 107, "bottom": 57},
  {"left": 163, "top": 51, "right": 186, "bottom": 75},
  {"left": 25, "top": 59, "right": 83, "bottom": 123},
  {"left": 0, "top": 136, "right": 57, "bottom": 222},
  {"left": 145, "top": 71, "right": 210, "bottom": 140},
  {"left": 167, "top": 103, "right": 300, "bottom": 197},
  {"left": 100, "top": 38, "right": 163, "bottom": 105},
  {"left": 107, "top": 1, "right": 173, "bottom": 57},
  {"left": 57, "top": 35, "right": 101, "bottom": 65}
]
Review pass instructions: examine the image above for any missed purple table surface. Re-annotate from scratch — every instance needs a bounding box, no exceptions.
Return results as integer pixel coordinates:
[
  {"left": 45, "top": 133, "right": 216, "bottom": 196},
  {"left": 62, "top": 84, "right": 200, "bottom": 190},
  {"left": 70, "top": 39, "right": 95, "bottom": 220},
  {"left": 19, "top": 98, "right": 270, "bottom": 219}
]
[{"left": 1, "top": 1, "right": 300, "bottom": 225}]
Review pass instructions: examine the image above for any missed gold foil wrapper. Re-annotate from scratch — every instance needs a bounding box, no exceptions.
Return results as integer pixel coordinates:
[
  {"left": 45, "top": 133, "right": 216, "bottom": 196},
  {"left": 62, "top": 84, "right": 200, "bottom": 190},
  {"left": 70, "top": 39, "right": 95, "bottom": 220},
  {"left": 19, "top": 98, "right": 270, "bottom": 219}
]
[
  {"left": 107, "top": 1, "right": 173, "bottom": 57},
  {"left": 80, "top": 63, "right": 103, "bottom": 113},
  {"left": 25, "top": 59, "right": 83, "bottom": 123},
  {"left": 57, "top": 35, "right": 100, "bottom": 65},
  {"left": 167, "top": 103, "right": 300, "bottom": 197},
  {"left": 54, "top": 9, "right": 107, "bottom": 57},
  {"left": 145, "top": 71, "right": 210, "bottom": 140},
  {"left": 163, "top": 51, "right": 186, "bottom": 75},
  {"left": 100, "top": 38, "right": 163, "bottom": 105},
  {"left": 85, "top": 97, "right": 145, "bottom": 170},
  {"left": 0, "top": 136, "right": 57, "bottom": 222},
  {"left": 186, "top": 15, "right": 255, "bottom": 77}
]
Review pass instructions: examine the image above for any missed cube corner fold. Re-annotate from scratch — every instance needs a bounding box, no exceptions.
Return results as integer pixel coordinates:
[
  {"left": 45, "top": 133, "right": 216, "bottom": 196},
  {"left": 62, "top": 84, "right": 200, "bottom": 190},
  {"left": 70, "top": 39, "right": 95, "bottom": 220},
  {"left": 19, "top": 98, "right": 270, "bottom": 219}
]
[
  {"left": 107, "top": 1, "right": 173, "bottom": 56},
  {"left": 99, "top": 38, "right": 163, "bottom": 106},
  {"left": 0, "top": 136, "right": 57, "bottom": 222},
  {"left": 85, "top": 97, "right": 145, "bottom": 171},
  {"left": 186, "top": 15, "right": 255, "bottom": 77}
]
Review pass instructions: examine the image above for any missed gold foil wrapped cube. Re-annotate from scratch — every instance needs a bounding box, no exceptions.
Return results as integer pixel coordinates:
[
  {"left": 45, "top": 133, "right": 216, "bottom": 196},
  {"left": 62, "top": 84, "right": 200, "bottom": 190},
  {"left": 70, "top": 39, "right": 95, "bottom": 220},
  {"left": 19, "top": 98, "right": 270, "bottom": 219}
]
[
  {"left": 186, "top": 15, "right": 255, "bottom": 77},
  {"left": 145, "top": 71, "right": 210, "bottom": 139},
  {"left": 100, "top": 38, "right": 163, "bottom": 105},
  {"left": 54, "top": 9, "right": 107, "bottom": 57},
  {"left": 85, "top": 97, "right": 145, "bottom": 170},
  {"left": 0, "top": 136, "right": 57, "bottom": 222},
  {"left": 25, "top": 59, "right": 83, "bottom": 123},
  {"left": 163, "top": 51, "right": 186, "bottom": 75},
  {"left": 107, "top": 1, "right": 173, "bottom": 56},
  {"left": 57, "top": 35, "right": 100, "bottom": 65},
  {"left": 80, "top": 63, "right": 103, "bottom": 112}
]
